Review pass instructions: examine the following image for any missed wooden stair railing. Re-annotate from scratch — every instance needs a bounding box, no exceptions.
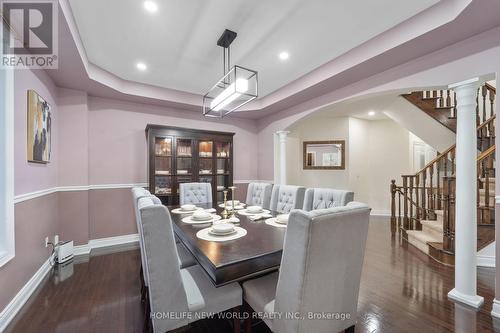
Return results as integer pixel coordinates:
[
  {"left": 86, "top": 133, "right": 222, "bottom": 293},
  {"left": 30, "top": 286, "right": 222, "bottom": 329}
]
[
  {"left": 402, "top": 83, "right": 496, "bottom": 133},
  {"left": 441, "top": 145, "right": 496, "bottom": 253},
  {"left": 391, "top": 84, "right": 496, "bottom": 264},
  {"left": 390, "top": 145, "right": 455, "bottom": 233}
]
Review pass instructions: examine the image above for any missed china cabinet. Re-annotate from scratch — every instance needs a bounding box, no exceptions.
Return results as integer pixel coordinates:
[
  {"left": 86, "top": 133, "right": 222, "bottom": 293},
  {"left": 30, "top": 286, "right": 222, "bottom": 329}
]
[{"left": 146, "top": 125, "right": 234, "bottom": 205}]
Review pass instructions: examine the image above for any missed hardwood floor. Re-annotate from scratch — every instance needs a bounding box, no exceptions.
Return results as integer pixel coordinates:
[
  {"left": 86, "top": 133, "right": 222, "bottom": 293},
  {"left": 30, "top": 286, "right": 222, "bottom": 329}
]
[{"left": 5, "top": 217, "right": 500, "bottom": 333}]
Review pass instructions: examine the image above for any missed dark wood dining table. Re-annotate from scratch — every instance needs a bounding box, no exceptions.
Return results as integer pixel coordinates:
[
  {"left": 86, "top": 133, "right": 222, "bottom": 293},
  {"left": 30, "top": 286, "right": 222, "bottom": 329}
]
[{"left": 169, "top": 203, "right": 286, "bottom": 287}]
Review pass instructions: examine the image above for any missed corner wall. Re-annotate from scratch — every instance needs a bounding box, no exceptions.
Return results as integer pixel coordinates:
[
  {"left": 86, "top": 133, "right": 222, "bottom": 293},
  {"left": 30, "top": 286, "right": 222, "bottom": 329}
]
[{"left": 286, "top": 115, "right": 412, "bottom": 213}]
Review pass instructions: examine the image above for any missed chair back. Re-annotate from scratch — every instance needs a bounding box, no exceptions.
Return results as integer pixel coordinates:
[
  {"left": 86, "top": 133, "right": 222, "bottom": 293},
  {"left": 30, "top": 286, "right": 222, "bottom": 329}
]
[
  {"left": 246, "top": 182, "right": 273, "bottom": 209},
  {"left": 139, "top": 197, "right": 189, "bottom": 332},
  {"left": 303, "top": 188, "right": 354, "bottom": 211},
  {"left": 179, "top": 182, "right": 212, "bottom": 205},
  {"left": 131, "top": 187, "right": 153, "bottom": 284},
  {"left": 270, "top": 185, "right": 306, "bottom": 213},
  {"left": 273, "top": 202, "right": 371, "bottom": 333}
]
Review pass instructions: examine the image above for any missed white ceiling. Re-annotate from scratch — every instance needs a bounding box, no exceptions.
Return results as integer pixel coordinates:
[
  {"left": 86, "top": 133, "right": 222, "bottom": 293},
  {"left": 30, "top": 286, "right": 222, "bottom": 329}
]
[{"left": 68, "top": 0, "right": 439, "bottom": 97}]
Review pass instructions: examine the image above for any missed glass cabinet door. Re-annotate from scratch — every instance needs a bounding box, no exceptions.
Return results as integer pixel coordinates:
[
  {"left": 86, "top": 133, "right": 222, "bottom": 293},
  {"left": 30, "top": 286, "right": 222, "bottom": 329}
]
[
  {"left": 176, "top": 138, "right": 193, "bottom": 175},
  {"left": 154, "top": 137, "right": 173, "bottom": 195},
  {"left": 215, "top": 141, "right": 231, "bottom": 202},
  {"left": 198, "top": 140, "right": 213, "bottom": 175}
]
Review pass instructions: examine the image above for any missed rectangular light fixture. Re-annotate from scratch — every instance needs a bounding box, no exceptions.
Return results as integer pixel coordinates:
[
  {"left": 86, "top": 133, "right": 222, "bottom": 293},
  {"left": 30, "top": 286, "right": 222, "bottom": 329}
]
[{"left": 203, "top": 65, "right": 258, "bottom": 118}]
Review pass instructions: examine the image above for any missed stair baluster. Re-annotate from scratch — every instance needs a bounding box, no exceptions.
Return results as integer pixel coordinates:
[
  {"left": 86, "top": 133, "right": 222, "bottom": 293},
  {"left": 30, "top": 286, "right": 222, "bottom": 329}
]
[{"left": 403, "top": 176, "right": 409, "bottom": 230}]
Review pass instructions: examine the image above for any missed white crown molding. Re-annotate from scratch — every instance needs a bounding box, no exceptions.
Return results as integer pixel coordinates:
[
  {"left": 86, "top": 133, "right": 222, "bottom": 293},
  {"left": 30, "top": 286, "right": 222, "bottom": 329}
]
[
  {"left": 0, "top": 254, "right": 54, "bottom": 332},
  {"left": 14, "top": 183, "right": 149, "bottom": 204},
  {"left": 0, "top": 234, "right": 139, "bottom": 330}
]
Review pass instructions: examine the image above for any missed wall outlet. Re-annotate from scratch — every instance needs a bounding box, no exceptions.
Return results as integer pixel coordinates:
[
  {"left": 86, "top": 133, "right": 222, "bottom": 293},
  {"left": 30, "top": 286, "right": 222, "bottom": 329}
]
[
  {"left": 45, "top": 237, "right": 49, "bottom": 248},
  {"left": 54, "top": 235, "right": 59, "bottom": 245}
]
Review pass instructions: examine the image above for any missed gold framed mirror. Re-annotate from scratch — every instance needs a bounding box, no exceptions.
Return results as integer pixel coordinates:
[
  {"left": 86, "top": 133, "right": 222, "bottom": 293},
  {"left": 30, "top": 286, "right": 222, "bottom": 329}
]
[{"left": 303, "top": 140, "right": 345, "bottom": 170}]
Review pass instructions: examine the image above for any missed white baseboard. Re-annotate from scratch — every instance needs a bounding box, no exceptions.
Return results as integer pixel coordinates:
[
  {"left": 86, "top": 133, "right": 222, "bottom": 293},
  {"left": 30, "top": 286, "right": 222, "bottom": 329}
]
[
  {"left": 0, "top": 255, "right": 54, "bottom": 332},
  {"left": 477, "top": 254, "right": 495, "bottom": 267},
  {"left": 492, "top": 299, "right": 500, "bottom": 318},
  {"left": 370, "top": 210, "right": 391, "bottom": 216},
  {"left": 88, "top": 233, "right": 139, "bottom": 250},
  {"left": 0, "top": 234, "right": 139, "bottom": 331}
]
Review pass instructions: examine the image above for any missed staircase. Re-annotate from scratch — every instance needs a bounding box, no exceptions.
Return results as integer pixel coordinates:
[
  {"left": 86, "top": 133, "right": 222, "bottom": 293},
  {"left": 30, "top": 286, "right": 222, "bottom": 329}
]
[{"left": 391, "top": 83, "right": 496, "bottom": 266}]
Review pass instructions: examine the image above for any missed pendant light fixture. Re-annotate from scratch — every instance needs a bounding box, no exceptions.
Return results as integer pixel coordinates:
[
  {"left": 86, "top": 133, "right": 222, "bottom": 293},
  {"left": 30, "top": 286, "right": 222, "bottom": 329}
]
[{"left": 203, "top": 29, "right": 258, "bottom": 118}]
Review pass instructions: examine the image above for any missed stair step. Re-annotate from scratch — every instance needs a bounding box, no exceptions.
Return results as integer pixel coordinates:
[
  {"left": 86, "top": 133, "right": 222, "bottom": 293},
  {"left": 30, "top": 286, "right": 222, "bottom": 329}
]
[
  {"left": 407, "top": 230, "right": 442, "bottom": 255},
  {"left": 421, "top": 220, "right": 443, "bottom": 238},
  {"left": 479, "top": 177, "right": 495, "bottom": 183},
  {"left": 435, "top": 106, "right": 454, "bottom": 110}
]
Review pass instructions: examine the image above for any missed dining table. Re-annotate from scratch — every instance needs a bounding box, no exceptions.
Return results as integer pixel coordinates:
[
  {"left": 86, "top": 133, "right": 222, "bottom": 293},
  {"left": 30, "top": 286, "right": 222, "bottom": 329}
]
[{"left": 169, "top": 203, "right": 286, "bottom": 287}]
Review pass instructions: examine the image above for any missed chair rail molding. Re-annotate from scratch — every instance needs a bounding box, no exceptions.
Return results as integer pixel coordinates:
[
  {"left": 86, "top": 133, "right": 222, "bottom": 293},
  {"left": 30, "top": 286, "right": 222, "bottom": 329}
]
[{"left": 14, "top": 183, "right": 149, "bottom": 204}]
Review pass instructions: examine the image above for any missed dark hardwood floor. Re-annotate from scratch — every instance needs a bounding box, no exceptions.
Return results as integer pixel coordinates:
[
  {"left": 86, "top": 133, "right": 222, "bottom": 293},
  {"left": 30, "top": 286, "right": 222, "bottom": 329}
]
[{"left": 5, "top": 217, "right": 500, "bottom": 333}]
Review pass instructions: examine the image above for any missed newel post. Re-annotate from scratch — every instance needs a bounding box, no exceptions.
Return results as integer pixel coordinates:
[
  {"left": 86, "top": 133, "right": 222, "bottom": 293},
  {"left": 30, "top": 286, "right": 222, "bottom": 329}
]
[{"left": 390, "top": 180, "right": 396, "bottom": 234}]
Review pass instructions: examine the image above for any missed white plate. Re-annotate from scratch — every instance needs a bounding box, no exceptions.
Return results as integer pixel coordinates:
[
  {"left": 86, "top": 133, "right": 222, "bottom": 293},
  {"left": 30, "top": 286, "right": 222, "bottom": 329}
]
[
  {"left": 181, "top": 215, "right": 222, "bottom": 224},
  {"left": 265, "top": 218, "right": 288, "bottom": 228},
  {"left": 208, "top": 229, "right": 238, "bottom": 236},
  {"left": 237, "top": 209, "right": 271, "bottom": 216},
  {"left": 196, "top": 226, "right": 247, "bottom": 242},
  {"left": 171, "top": 207, "right": 203, "bottom": 214},
  {"left": 218, "top": 203, "right": 246, "bottom": 210}
]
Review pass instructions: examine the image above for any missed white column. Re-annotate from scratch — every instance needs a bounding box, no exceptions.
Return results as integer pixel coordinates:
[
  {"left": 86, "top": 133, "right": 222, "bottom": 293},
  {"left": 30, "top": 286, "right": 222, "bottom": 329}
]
[
  {"left": 276, "top": 131, "right": 289, "bottom": 185},
  {"left": 447, "top": 77, "right": 484, "bottom": 308}
]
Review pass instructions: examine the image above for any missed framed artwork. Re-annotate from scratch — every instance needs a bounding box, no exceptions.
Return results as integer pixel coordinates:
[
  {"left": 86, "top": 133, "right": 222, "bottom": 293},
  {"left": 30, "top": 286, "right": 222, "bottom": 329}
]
[
  {"left": 303, "top": 140, "right": 345, "bottom": 170},
  {"left": 27, "top": 90, "right": 52, "bottom": 163}
]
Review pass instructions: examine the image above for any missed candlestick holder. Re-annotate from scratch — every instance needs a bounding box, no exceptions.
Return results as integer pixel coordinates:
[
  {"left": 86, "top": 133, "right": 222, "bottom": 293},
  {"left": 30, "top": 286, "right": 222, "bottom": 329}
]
[
  {"left": 222, "top": 190, "right": 229, "bottom": 219},
  {"left": 229, "top": 186, "right": 237, "bottom": 219}
]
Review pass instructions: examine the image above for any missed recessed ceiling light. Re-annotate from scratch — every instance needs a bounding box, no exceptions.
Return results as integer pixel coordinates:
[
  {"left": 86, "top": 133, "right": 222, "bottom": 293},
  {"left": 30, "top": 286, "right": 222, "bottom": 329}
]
[
  {"left": 279, "top": 51, "right": 289, "bottom": 61},
  {"left": 136, "top": 62, "right": 147, "bottom": 71},
  {"left": 368, "top": 111, "right": 376, "bottom": 116},
  {"left": 143, "top": 1, "right": 158, "bottom": 13}
]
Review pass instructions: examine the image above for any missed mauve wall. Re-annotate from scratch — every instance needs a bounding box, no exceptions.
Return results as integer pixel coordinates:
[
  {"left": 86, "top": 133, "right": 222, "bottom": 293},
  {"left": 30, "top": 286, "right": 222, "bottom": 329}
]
[
  {"left": 14, "top": 70, "right": 59, "bottom": 195},
  {"left": 83, "top": 96, "right": 258, "bottom": 239},
  {"left": 86, "top": 96, "right": 259, "bottom": 185},
  {"left": 1, "top": 69, "right": 59, "bottom": 311}
]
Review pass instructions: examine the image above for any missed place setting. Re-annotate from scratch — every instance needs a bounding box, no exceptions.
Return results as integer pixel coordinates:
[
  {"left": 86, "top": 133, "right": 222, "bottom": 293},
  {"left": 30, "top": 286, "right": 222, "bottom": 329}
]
[
  {"left": 171, "top": 204, "right": 216, "bottom": 215},
  {"left": 237, "top": 205, "right": 271, "bottom": 217},
  {"left": 265, "top": 213, "right": 289, "bottom": 228},
  {"left": 196, "top": 221, "right": 247, "bottom": 242},
  {"left": 181, "top": 210, "right": 222, "bottom": 224},
  {"left": 218, "top": 199, "right": 246, "bottom": 210}
]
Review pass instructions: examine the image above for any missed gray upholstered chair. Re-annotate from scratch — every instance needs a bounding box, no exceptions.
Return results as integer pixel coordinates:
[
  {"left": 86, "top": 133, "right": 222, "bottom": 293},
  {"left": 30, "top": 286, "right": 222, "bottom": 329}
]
[
  {"left": 179, "top": 182, "right": 212, "bottom": 205},
  {"left": 131, "top": 188, "right": 195, "bottom": 280},
  {"left": 302, "top": 188, "right": 354, "bottom": 211},
  {"left": 139, "top": 197, "right": 242, "bottom": 333},
  {"left": 242, "top": 202, "right": 371, "bottom": 333},
  {"left": 246, "top": 182, "right": 273, "bottom": 209},
  {"left": 269, "top": 185, "right": 306, "bottom": 213}
]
